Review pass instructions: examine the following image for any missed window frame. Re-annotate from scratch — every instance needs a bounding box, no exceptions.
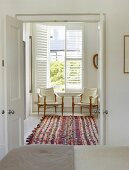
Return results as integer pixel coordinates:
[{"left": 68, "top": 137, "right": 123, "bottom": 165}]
[
  {"left": 48, "top": 23, "right": 84, "bottom": 93},
  {"left": 65, "top": 23, "right": 84, "bottom": 93}
]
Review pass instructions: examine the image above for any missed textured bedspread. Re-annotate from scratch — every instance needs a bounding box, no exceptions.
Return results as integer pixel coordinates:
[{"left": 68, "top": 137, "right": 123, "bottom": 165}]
[
  {"left": 0, "top": 145, "right": 74, "bottom": 170},
  {"left": 74, "top": 146, "right": 129, "bottom": 170},
  {"left": 1, "top": 145, "right": 129, "bottom": 170}
]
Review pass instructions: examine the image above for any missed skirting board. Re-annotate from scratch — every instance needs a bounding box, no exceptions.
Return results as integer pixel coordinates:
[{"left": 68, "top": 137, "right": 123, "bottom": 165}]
[{"left": 0, "top": 144, "right": 5, "bottom": 160}]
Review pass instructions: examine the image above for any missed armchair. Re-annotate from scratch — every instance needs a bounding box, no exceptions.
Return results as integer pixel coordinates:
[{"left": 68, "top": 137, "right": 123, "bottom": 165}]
[
  {"left": 37, "top": 87, "right": 64, "bottom": 116},
  {"left": 72, "top": 88, "right": 98, "bottom": 116}
]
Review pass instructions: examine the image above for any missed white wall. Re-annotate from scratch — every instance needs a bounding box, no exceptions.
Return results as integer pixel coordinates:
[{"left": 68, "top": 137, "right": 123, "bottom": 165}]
[
  {"left": 0, "top": 0, "right": 129, "bottom": 157},
  {"left": 85, "top": 23, "right": 98, "bottom": 88}
]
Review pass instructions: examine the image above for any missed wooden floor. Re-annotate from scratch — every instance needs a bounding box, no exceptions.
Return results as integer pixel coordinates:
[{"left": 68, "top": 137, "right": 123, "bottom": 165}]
[{"left": 24, "top": 112, "right": 98, "bottom": 144}]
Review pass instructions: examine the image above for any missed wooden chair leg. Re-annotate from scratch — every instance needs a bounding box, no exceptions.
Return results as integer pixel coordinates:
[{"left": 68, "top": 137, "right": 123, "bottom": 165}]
[
  {"left": 55, "top": 106, "right": 56, "bottom": 113},
  {"left": 62, "top": 96, "right": 64, "bottom": 116},
  {"left": 89, "top": 97, "right": 92, "bottom": 116},
  {"left": 62, "top": 105, "right": 63, "bottom": 116},
  {"left": 43, "top": 108, "right": 45, "bottom": 117},
  {"left": 89, "top": 105, "right": 92, "bottom": 116},
  {"left": 80, "top": 106, "right": 82, "bottom": 114},
  {"left": 72, "top": 96, "right": 74, "bottom": 116},
  {"left": 38, "top": 104, "right": 40, "bottom": 116},
  {"left": 44, "top": 96, "right": 46, "bottom": 117},
  {"left": 54, "top": 94, "right": 57, "bottom": 114},
  {"left": 38, "top": 94, "right": 40, "bottom": 116}
]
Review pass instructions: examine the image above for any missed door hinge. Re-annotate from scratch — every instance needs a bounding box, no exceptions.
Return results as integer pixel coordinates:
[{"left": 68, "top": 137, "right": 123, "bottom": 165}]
[{"left": 2, "top": 60, "right": 4, "bottom": 67}]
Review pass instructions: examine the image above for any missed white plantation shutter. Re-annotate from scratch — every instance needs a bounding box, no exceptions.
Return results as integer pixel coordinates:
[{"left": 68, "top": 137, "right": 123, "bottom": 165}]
[
  {"left": 65, "top": 24, "right": 84, "bottom": 91},
  {"left": 32, "top": 24, "right": 48, "bottom": 92},
  {"left": 32, "top": 23, "right": 84, "bottom": 96}
]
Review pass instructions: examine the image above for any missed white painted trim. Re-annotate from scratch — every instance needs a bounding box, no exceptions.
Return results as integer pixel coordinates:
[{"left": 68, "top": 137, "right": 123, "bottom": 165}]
[
  {"left": 16, "top": 13, "right": 101, "bottom": 23},
  {"left": 99, "top": 14, "right": 106, "bottom": 145},
  {"left": 0, "top": 144, "right": 5, "bottom": 160},
  {"left": 16, "top": 13, "right": 106, "bottom": 145},
  {"left": 4, "top": 15, "right": 8, "bottom": 155}
]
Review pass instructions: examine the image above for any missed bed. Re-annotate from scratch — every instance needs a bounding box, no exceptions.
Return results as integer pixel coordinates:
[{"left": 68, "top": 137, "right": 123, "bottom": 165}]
[{"left": 0, "top": 145, "right": 129, "bottom": 170}]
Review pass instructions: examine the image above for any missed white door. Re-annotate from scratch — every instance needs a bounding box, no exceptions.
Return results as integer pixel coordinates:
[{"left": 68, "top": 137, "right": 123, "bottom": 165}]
[{"left": 4, "top": 15, "right": 24, "bottom": 153}]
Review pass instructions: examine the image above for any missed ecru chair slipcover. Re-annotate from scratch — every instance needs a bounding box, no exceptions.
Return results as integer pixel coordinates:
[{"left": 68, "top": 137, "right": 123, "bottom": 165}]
[
  {"left": 38, "top": 87, "right": 64, "bottom": 116},
  {"left": 72, "top": 88, "right": 98, "bottom": 116}
]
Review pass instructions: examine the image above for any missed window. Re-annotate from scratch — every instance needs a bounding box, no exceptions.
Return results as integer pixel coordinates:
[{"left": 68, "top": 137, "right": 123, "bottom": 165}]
[
  {"left": 33, "top": 23, "right": 84, "bottom": 93},
  {"left": 49, "top": 26, "right": 65, "bottom": 92},
  {"left": 65, "top": 25, "right": 83, "bottom": 92}
]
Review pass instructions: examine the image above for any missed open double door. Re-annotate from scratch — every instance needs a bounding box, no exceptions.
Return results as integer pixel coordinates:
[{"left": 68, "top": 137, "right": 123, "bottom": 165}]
[{"left": 4, "top": 14, "right": 106, "bottom": 155}]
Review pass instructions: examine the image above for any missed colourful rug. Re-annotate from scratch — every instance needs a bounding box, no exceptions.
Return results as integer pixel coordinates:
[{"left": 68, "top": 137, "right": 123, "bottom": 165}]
[{"left": 26, "top": 115, "right": 98, "bottom": 145}]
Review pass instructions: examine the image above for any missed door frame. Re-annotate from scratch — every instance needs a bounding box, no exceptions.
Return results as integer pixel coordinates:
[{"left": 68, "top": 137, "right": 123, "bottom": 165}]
[{"left": 16, "top": 13, "right": 106, "bottom": 145}]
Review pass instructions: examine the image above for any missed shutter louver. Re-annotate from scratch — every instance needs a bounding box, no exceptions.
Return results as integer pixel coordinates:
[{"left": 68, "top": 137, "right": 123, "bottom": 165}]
[
  {"left": 33, "top": 24, "right": 48, "bottom": 91},
  {"left": 66, "top": 25, "right": 84, "bottom": 91},
  {"left": 66, "top": 30, "right": 82, "bottom": 58},
  {"left": 66, "top": 60, "right": 82, "bottom": 89}
]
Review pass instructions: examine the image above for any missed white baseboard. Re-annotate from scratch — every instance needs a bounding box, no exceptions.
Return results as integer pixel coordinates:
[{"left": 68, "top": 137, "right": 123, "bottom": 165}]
[{"left": 0, "top": 144, "right": 5, "bottom": 160}]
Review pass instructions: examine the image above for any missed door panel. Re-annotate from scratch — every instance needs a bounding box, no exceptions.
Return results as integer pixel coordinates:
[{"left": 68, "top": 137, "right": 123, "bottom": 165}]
[
  {"left": 4, "top": 15, "right": 24, "bottom": 153},
  {"left": 8, "top": 118, "right": 20, "bottom": 149}
]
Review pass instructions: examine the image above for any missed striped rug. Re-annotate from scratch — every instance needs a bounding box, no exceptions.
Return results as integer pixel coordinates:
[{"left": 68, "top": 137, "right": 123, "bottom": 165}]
[{"left": 26, "top": 115, "right": 98, "bottom": 145}]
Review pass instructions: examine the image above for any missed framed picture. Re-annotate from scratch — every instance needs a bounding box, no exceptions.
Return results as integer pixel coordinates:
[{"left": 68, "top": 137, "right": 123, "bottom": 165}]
[{"left": 124, "top": 35, "right": 129, "bottom": 73}]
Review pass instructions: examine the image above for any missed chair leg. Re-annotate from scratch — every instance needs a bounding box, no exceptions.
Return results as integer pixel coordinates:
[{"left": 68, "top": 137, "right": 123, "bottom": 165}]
[
  {"left": 44, "top": 106, "right": 46, "bottom": 117},
  {"left": 55, "top": 106, "right": 56, "bottom": 113},
  {"left": 44, "top": 96, "right": 46, "bottom": 117},
  {"left": 38, "top": 104, "right": 40, "bottom": 116},
  {"left": 62, "top": 96, "right": 64, "bottom": 116},
  {"left": 89, "top": 97, "right": 92, "bottom": 116},
  {"left": 89, "top": 106, "right": 92, "bottom": 116},
  {"left": 72, "top": 96, "right": 74, "bottom": 116},
  {"left": 38, "top": 94, "right": 40, "bottom": 116},
  {"left": 89, "top": 104, "right": 92, "bottom": 117},
  {"left": 62, "top": 105, "right": 63, "bottom": 116},
  {"left": 80, "top": 106, "right": 82, "bottom": 114}
]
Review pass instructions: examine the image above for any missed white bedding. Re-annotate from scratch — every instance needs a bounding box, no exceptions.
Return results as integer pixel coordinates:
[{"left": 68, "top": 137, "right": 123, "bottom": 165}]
[{"left": 1, "top": 145, "right": 129, "bottom": 170}]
